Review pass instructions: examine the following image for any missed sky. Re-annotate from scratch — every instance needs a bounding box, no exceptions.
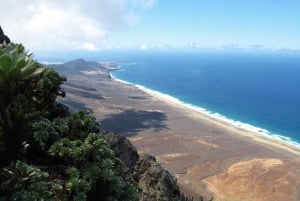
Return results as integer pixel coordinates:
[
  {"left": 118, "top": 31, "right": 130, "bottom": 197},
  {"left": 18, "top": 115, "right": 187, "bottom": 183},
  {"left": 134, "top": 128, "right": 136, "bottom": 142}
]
[{"left": 1, "top": 0, "right": 300, "bottom": 52}]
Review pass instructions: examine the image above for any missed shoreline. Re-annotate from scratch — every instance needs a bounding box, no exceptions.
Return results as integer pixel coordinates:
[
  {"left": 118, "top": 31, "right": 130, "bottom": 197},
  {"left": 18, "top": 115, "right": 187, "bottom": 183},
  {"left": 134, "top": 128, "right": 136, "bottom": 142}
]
[
  {"left": 58, "top": 61, "right": 300, "bottom": 201},
  {"left": 111, "top": 75, "right": 300, "bottom": 156}
]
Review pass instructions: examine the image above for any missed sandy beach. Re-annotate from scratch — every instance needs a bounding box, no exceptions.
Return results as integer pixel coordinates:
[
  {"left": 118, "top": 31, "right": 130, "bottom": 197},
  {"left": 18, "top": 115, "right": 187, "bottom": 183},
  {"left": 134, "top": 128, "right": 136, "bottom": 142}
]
[{"left": 59, "top": 67, "right": 300, "bottom": 201}]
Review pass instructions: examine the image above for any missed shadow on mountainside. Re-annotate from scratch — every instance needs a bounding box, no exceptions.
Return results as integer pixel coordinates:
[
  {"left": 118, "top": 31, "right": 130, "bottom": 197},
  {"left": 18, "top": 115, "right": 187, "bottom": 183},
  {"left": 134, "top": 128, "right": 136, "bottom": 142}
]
[
  {"left": 65, "top": 87, "right": 104, "bottom": 100},
  {"left": 64, "top": 82, "right": 98, "bottom": 92},
  {"left": 59, "top": 99, "right": 93, "bottom": 112},
  {"left": 100, "top": 109, "right": 169, "bottom": 136}
]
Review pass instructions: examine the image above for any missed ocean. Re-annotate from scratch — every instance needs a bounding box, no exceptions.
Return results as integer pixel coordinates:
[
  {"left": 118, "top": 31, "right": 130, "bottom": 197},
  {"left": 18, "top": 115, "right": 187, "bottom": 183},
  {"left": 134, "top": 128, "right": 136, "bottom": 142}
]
[{"left": 107, "top": 50, "right": 300, "bottom": 147}]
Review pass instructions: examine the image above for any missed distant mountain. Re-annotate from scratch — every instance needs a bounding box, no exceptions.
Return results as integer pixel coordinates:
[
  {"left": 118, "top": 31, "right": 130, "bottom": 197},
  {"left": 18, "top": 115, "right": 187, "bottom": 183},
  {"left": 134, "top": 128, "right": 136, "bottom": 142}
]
[{"left": 48, "top": 58, "right": 117, "bottom": 76}]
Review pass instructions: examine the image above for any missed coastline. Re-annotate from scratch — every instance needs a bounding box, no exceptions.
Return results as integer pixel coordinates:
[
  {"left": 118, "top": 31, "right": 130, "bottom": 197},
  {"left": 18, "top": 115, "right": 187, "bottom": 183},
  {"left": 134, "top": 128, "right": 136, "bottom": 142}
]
[
  {"left": 112, "top": 75, "right": 300, "bottom": 155},
  {"left": 108, "top": 77, "right": 300, "bottom": 201},
  {"left": 136, "top": 84, "right": 300, "bottom": 156},
  {"left": 59, "top": 64, "right": 300, "bottom": 201}
]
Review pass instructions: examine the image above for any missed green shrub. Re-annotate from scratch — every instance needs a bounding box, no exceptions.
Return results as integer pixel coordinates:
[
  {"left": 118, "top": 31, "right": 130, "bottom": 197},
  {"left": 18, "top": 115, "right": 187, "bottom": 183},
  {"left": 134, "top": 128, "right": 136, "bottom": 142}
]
[{"left": 0, "top": 39, "right": 137, "bottom": 200}]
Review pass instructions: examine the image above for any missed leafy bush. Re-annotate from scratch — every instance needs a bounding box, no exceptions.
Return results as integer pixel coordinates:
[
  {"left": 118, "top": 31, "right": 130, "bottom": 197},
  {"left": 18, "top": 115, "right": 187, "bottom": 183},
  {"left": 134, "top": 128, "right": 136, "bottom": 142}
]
[
  {"left": 0, "top": 36, "right": 137, "bottom": 200},
  {"left": 1, "top": 160, "right": 60, "bottom": 200}
]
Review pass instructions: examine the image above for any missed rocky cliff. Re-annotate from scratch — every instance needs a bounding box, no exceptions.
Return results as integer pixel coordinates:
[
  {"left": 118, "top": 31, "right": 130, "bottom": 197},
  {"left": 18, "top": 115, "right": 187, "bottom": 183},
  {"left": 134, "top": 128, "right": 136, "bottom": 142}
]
[{"left": 103, "top": 132, "right": 185, "bottom": 201}]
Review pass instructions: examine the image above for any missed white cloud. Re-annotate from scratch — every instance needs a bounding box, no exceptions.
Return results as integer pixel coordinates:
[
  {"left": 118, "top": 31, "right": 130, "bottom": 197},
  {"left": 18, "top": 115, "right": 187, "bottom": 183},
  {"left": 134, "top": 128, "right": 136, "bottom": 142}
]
[
  {"left": 138, "top": 44, "right": 148, "bottom": 50},
  {"left": 0, "top": 0, "right": 156, "bottom": 51},
  {"left": 144, "top": 0, "right": 157, "bottom": 8},
  {"left": 80, "top": 42, "right": 99, "bottom": 51}
]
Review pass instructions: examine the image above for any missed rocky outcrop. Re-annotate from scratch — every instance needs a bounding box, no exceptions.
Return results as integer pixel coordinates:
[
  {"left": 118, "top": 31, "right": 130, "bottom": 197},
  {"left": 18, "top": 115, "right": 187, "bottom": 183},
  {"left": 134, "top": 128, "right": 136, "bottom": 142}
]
[
  {"left": 102, "top": 132, "right": 139, "bottom": 173},
  {"left": 103, "top": 132, "right": 185, "bottom": 201},
  {"left": 133, "top": 154, "right": 183, "bottom": 201},
  {"left": 0, "top": 26, "right": 10, "bottom": 44}
]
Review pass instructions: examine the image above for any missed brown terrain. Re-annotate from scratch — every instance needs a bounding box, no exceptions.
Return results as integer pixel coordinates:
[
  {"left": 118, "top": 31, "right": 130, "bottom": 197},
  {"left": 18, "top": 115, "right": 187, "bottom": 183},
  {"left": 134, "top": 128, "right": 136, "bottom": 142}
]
[{"left": 52, "top": 60, "right": 300, "bottom": 201}]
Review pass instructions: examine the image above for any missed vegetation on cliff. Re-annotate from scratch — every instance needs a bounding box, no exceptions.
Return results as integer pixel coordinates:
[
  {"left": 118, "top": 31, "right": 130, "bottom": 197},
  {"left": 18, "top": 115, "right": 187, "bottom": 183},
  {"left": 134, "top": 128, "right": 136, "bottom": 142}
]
[{"left": 0, "top": 27, "right": 137, "bottom": 201}]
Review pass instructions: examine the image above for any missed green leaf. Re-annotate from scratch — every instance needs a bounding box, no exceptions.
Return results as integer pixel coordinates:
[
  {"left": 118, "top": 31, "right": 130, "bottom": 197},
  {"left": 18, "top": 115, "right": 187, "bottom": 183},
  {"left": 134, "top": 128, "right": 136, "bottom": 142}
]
[
  {"left": 16, "top": 44, "right": 25, "bottom": 53},
  {"left": 0, "top": 67, "right": 8, "bottom": 86},
  {"left": 9, "top": 49, "right": 18, "bottom": 62},
  {"left": 0, "top": 55, "right": 12, "bottom": 71},
  {"left": 16, "top": 57, "right": 26, "bottom": 69},
  {"left": 52, "top": 183, "right": 63, "bottom": 190},
  {"left": 23, "top": 67, "right": 44, "bottom": 80},
  {"left": 8, "top": 66, "right": 21, "bottom": 79},
  {"left": 20, "top": 60, "right": 36, "bottom": 75}
]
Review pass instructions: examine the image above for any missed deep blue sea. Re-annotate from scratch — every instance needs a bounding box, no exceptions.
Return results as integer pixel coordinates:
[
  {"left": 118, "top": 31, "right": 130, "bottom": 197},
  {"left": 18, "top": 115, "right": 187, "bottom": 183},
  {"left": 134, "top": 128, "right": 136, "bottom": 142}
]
[{"left": 106, "top": 50, "right": 300, "bottom": 147}]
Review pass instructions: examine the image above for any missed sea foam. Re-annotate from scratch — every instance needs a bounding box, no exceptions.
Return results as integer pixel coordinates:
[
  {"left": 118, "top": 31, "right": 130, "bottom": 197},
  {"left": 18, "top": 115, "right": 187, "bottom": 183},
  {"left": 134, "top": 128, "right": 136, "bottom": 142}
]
[{"left": 111, "top": 73, "right": 300, "bottom": 149}]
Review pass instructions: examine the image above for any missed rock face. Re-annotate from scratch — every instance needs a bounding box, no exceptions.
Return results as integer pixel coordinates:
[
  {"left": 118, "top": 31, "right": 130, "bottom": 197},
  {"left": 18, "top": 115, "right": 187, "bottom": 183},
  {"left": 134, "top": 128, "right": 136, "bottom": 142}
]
[
  {"left": 0, "top": 26, "right": 10, "bottom": 44},
  {"left": 133, "top": 154, "right": 182, "bottom": 201},
  {"left": 103, "top": 132, "right": 184, "bottom": 201},
  {"left": 102, "top": 132, "right": 139, "bottom": 173}
]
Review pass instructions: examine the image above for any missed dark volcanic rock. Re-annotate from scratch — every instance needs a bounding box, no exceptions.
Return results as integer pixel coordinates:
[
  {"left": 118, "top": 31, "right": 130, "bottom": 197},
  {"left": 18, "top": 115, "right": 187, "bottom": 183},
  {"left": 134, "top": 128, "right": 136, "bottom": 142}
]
[
  {"left": 102, "top": 132, "right": 184, "bottom": 200},
  {"left": 134, "top": 154, "right": 182, "bottom": 201},
  {"left": 0, "top": 26, "right": 10, "bottom": 44},
  {"left": 102, "top": 132, "right": 139, "bottom": 173}
]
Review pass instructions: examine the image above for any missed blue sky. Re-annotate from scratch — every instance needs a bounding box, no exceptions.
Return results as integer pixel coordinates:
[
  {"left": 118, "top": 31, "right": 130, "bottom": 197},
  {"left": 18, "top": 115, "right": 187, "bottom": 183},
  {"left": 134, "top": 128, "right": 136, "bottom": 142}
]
[
  {"left": 1, "top": 0, "right": 300, "bottom": 51},
  {"left": 111, "top": 1, "right": 300, "bottom": 50}
]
